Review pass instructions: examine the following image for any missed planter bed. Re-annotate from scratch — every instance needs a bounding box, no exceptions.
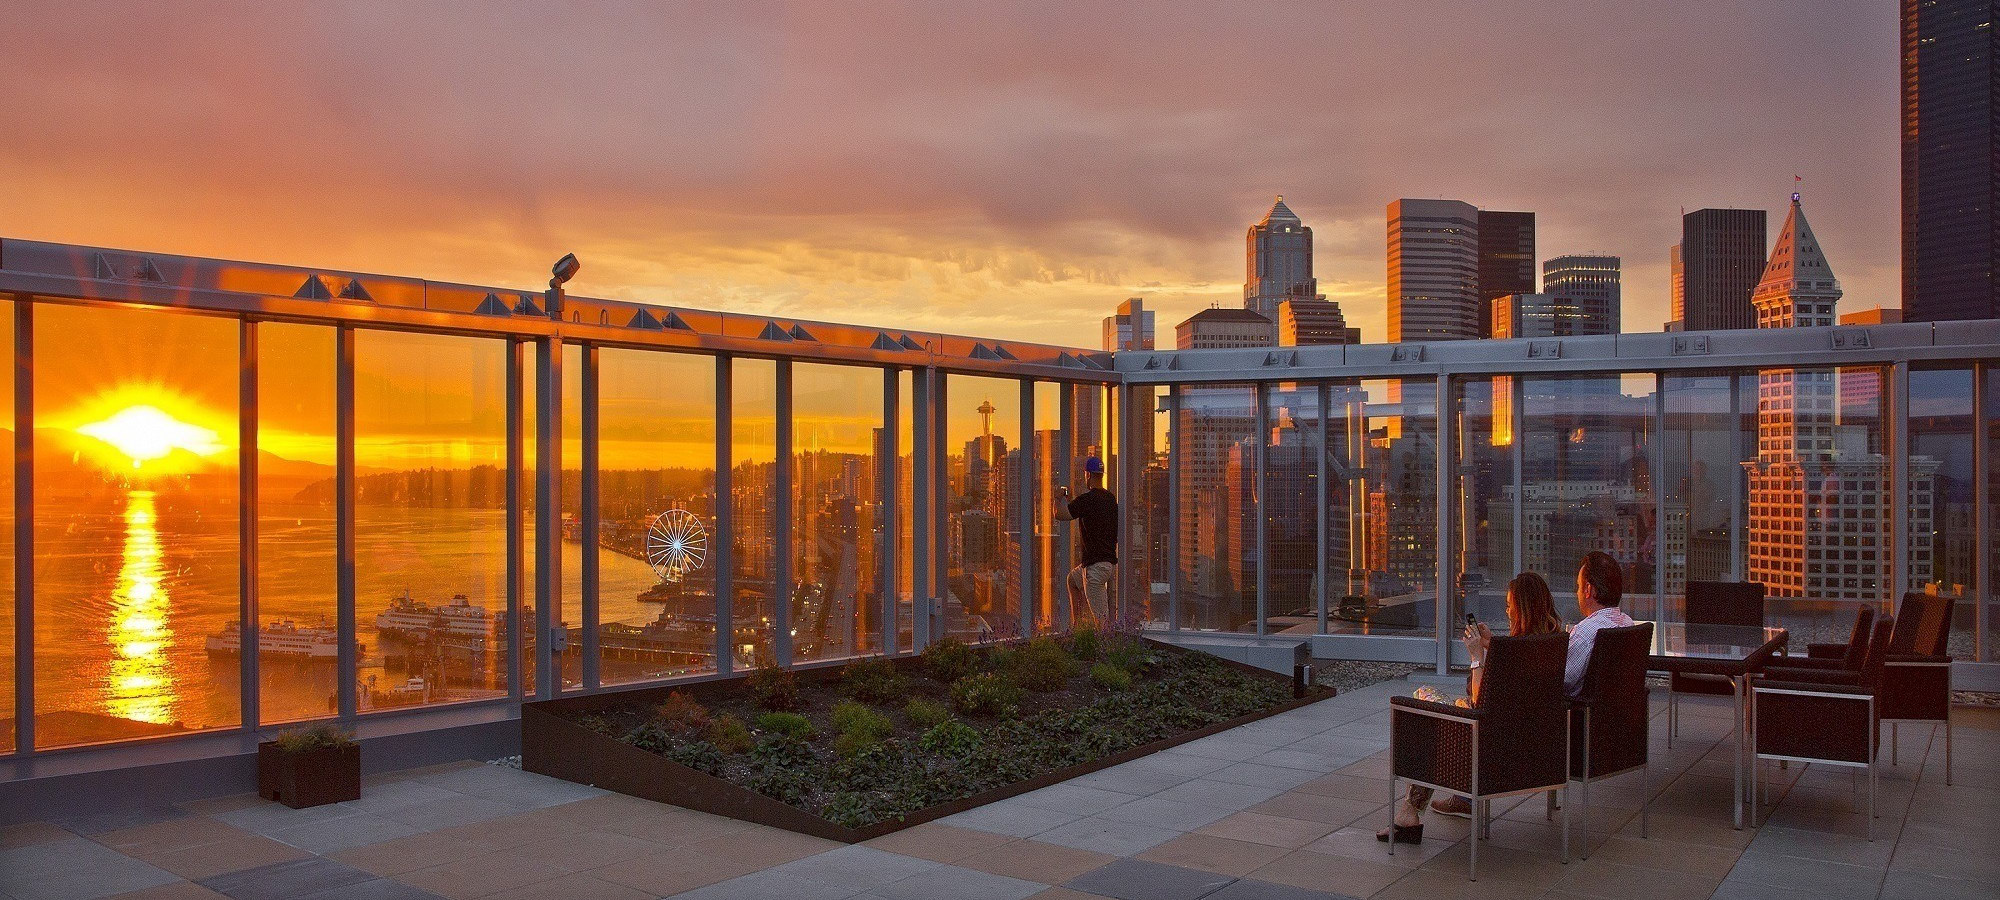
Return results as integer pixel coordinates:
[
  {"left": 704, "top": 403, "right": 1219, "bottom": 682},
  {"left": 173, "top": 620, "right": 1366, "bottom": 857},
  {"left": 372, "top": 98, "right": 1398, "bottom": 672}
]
[{"left": 522, "top": 632, "right": 1332, "bottom": 842}]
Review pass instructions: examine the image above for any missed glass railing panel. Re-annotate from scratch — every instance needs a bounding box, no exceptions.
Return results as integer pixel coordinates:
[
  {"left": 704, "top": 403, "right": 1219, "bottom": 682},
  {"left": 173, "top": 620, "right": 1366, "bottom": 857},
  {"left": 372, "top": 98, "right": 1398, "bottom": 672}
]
[
  {"left": 1174, "top": 382, "right": 1258, "bottom": 633},
  {"left": 1907, "top": 367, "right": 1974, "bottom": 659},
  {"left": 790, "top": 363, "right": 887, "bottom": 663},
  {"left": 943, "top": 374, "right": 1024, "bottom": 643},
  {"left": 732, "top": 359, "right": 778, "bottom": 668},
  {"left": 1451, "top": 376, "right": 1512, "bottom": 634},
  {"left": 352, "top": 330, "right": 510, "bottom": 714},
  {"left": 1519, "top": 373, "right": 1659, "bottom": 623},
  {"left": 33, "top": 304, "right": 242, "bottom": 748},
  {"left": 595, "top": 348, "right": 718, "bottom": 685},
  {"left": 256, "top": 322, "right": 339, "bottom": 724}
]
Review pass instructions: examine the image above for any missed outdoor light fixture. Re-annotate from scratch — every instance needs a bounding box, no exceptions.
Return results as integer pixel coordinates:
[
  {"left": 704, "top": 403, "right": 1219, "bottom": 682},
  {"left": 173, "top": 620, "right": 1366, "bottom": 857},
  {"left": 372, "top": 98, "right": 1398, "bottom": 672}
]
[{"left": 545, "top": 252, "right": 579, "bottom": 319}]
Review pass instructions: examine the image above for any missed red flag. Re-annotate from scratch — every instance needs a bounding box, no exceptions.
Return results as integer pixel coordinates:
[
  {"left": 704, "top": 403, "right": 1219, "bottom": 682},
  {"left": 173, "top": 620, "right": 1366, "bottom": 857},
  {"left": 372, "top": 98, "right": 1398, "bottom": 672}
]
[{"left": 1795, "top": 175, "right": 1804, "bottom": 182}]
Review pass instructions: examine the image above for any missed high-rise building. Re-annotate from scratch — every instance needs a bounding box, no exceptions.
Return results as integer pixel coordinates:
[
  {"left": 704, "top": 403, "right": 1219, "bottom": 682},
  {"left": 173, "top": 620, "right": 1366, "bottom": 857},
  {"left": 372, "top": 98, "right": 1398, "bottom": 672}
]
[
  {"left": 1743, "top": 197, "right": 1935, "bottom": 602},
  {"left": 1388, "top": 199, "right": 1482, "bottom": 343},
  {"left": 1677, "top": 208, "right": 1767, "bottom": 331},
  {"left": 1477, "top": 210, "right": 1536, "bottom": 338},
  {"left": 1491, "top": 293, "right": 1604, "bottom": 339},
  {"left": 1277, "top": 298, "right": 1360, "bottom": 346},
  {"left": 1542, "top": 255, "right": 1622, "bottom": 334},
  {"left": 1667, "top": 244, "right": 1685, "bottom": 331},
  {"left": 1176, "top": 307, "right": 1275, "bottom": 350},
  {"left": 1902, "top": 0, "right": 2000, "bottom": 322},
  {"left": 1102, "top": 298, "right": 1156, "bottom": 352},
  {"left": 1244, "top": 196, "right": 1316, "bottom": 328}
]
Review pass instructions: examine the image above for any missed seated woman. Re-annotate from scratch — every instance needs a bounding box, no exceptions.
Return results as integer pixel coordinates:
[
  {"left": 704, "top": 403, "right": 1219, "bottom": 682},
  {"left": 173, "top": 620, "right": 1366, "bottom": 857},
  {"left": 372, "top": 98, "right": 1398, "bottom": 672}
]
[{"left": 1377, "top": 571, "right": 1564, "bottom": 844}]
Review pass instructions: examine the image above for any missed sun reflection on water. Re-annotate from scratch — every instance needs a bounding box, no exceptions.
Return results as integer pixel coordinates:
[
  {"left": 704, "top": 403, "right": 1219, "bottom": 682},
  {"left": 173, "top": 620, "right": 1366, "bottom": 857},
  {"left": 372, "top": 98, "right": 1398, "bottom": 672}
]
[{"left": 106, "top": 490, "right": 171, "bottom": 726}]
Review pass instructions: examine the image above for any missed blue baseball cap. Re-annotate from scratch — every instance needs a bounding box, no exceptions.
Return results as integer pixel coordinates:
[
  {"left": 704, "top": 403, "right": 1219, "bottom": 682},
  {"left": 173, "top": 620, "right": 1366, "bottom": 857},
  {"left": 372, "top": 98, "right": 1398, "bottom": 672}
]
[{"left": 1083, "top": 456, "right": 1105, "bottom": 475}]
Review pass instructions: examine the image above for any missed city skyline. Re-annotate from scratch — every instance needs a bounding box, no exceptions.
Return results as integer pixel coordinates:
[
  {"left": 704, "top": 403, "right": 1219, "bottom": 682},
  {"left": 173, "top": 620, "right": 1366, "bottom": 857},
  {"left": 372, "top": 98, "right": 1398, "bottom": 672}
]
[{"left": 0, "top": 2, "right": 1903, "bottom": 352}]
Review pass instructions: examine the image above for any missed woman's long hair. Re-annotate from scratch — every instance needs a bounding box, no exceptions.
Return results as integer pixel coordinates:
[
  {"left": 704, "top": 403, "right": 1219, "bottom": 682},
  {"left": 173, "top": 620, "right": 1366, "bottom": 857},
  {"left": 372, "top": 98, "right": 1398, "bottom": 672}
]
[{"left": 1506, "top": 572, "right": 1564, "bottom": 636}]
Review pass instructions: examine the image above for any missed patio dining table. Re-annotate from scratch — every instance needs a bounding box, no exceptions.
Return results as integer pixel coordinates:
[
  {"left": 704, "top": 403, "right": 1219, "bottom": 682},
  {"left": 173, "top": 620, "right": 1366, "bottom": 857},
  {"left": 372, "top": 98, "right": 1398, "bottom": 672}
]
[{"left": 1643, "top": 621, "right": 1789, "bottom": 829}]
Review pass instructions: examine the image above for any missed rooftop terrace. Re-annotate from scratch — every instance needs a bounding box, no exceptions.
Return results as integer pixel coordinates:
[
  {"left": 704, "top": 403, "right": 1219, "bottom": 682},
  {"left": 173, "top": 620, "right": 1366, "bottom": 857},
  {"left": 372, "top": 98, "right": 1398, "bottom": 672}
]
[{"left": 0, "top": 239, "right": 1995, "bottom": 899}]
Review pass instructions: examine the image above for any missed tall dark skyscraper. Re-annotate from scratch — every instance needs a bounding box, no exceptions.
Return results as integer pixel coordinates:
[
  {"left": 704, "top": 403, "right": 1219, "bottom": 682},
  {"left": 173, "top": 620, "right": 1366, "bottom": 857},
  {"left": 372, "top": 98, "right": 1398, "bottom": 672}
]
[
  {"left": 1902, "top": 0, "right": 2000, "bottom": 321},
  {"left": 1676, "top": 208, "right": 1767, "bottom": 331},
  {"left": 1542, "top": 254, "right": 1622, "bottom": 334},
  {"left": 1476, "top": 210, "right": 1536, "bottom": 338},
  {"left": 1244, "top": 196, "right": 1316, "bottom": 328},
  {"left": 1388, "top": 199, "right": 1481, "bottom": 342}
]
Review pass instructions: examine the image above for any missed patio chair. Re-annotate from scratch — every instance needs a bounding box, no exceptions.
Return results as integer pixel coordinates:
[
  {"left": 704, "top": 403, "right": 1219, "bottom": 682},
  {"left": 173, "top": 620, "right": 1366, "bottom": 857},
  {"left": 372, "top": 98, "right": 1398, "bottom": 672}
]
[
  {"left": 1752, "top": 616, "right": 1895, "bottom": 839},
  {"left": 1775, "top": 593, "right": 1955, "bottom": 775},
  {"left": 1667, "top": 581, "right": 1766, "bottom": 745},
  {"left": 1389, "top": 632, "right": 1570, "bottom": 881},
  {"left": 1566, "top": 622, "right": 1654, "bottom": 855},
  {"left": 1796, "top": 604, "right": 1876, "bottom": 668},
  {"left": 1878, "top": 593, "right": 1957, "bottom": 782}
]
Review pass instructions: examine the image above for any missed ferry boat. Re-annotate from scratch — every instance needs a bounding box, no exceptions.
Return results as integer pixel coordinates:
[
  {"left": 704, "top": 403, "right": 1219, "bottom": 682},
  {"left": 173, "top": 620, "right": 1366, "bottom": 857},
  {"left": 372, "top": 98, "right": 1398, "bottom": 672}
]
[
  {"left": 374, "top": 591, "right": 497, "bottom": 640},
  {"left": 205, "top": 619, "right": 348, "bottom": 659}
]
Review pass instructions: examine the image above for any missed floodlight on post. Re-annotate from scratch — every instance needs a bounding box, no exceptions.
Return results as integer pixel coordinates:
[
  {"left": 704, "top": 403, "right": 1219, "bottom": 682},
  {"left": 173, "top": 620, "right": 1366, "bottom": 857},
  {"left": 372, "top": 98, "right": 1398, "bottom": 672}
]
[{"left": 546, "top": 253, "right": 579, "bottom": 320}]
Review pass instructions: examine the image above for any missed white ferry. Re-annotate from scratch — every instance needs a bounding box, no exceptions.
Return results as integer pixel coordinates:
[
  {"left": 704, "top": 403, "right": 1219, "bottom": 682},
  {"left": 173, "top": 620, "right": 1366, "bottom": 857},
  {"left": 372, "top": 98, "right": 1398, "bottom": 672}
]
[
  {"left": 374, "top": 591, "right": 496, "bottom": 640},
  {"left": 205, "top": 619, "right": 347, "bottom": 659}
]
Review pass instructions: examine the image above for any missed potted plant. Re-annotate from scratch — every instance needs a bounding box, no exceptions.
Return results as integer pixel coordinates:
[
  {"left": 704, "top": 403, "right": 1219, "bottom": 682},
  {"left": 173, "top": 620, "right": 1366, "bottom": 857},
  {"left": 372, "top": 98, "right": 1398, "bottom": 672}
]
[{"left": 258, "top": 724, "right": 360, "bottom": 809}]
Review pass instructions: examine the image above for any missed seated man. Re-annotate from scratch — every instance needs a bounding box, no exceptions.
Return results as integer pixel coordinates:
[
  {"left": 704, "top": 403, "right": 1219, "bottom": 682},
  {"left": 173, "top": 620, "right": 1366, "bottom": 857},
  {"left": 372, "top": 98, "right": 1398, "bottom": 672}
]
[{"left": 1567, "top": 551, "right": 1636, "bottom": 697}]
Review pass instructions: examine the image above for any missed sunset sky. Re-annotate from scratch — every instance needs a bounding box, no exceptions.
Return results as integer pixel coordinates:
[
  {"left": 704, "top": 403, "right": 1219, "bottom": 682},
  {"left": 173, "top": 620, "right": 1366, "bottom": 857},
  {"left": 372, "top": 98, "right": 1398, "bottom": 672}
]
[{"left": 1, "top": 1, "right": 1898, "bottom": 349}]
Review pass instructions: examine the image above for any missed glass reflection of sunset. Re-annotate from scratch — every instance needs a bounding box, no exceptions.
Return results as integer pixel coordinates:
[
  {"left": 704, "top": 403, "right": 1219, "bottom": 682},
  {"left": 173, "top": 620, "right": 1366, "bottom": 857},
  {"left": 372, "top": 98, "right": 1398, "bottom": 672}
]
[
  {"left": 78, "top": 404, "right": 225, "bottom": 469},
  {"left": 66, "top": 391, "right": 230, "bottom": 475}
]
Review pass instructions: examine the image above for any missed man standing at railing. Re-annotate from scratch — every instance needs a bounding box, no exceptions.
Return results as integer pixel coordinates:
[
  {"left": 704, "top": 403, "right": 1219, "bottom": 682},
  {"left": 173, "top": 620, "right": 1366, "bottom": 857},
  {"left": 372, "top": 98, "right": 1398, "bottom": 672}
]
[{"left": 1056, "top": 456, "right": 1118, "bottom": 630}]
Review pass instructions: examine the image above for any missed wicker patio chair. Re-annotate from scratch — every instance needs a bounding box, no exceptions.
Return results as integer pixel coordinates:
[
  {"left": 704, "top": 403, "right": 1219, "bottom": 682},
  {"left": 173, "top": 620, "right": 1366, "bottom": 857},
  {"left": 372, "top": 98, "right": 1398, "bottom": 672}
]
[
  {"left": 1389, "top": 631, "right": 1570, "bottom": 881},
  {"left": 1566, "top": 622, "right": 1654, "bottom": 856}
]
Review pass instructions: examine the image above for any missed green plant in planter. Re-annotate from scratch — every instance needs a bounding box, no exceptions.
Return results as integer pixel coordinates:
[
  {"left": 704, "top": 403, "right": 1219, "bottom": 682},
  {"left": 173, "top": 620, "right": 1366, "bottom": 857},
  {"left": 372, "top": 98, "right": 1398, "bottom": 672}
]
[
  {"left": 903, "top": 697, "right": 949, "bottom": 729},
  {"left": 1010, "top": 637, "right": 1077, "bottom": 692},
  {"left": 841, "top": 657, "right": 907, "bottom": 704},
  {"left": 654, "top": 691, "right": 712, "bottom": 735},
  {"left": 1089, "top": 661, "right": 1133, "bottom": 691},
  {"left": 748, "top": 664, "right": 800, "bottom": 710},
  {"left": 664, "top": 740, "right": 725, "bottom": 775},
  {"left": 831, "top": 701, "right": 894, "bottom": 758},
  {"left": 755, "top": 711, "right": 814, "bottom": 740},
  {"left": 1103, "top": 638, "right": 1151, "bottom": 675},
  {"left": 950, "top": 671, "right": 1022, "bottom": 717},
  {"left": 707, "top": 714, "right": 753, "bottom": 754},
  {"left": 917, "top": 719, "right": 983, "bottom": 757},
  {"left": 1069, "top": 625, "right": 1102, "bottom": 661},
  {"left": 272, "top": 723, "right": 356, "bottom": 753},
  {"left": 821, "top": 791, "right": 879, "bottom": 828},
  {"left": 921, "top": 636, "right": 978, "bottom": 683}
]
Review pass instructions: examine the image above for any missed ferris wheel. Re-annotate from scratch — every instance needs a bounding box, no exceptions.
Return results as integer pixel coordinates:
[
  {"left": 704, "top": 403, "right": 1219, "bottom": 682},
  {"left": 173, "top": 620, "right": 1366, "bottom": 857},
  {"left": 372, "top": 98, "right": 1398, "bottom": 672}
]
[{"left": 645, "top": 508, "right": 708, "bottom": 584}]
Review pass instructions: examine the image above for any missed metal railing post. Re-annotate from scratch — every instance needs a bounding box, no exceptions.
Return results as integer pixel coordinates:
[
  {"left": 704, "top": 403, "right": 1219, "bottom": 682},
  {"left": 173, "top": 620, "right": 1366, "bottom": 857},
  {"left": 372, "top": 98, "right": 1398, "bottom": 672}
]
[
  {"left": 15, "top": 299, "right": 33, "bottom": 754},
  {"left": 580, "top": 345, "right": 600, "bottom": 688},
  {"left": 775, "top": 359, "right": 793, "bottom": 666},
  {"left": 533, "top": 337, "right": 561, "bottom": 699},
  {"left": 337, "top": 326, "right": 358, "bottom": 717},
  {"left": 1435, "top": 375, "right": 1454, "bottom": 676},
  {"left": 1255, "top": 381, "right": 1269, "bottom": 636},
  {"left": 1166, "top": 384, "right": 1180, "bottom": 633},
  {"left": 881, "top": 370, "right": 899, "bottom": 655},
  {"left": 911, "top": 369, "right": 931, "bottom": 650},
  {"left": 1316, "top": 381, "right": 1329, "bottom": 635},
  {"left": 714, "top": 356, "right": 735, "bottom": 674},
  {"left": 1976, "top": 365, "right": 1990, "bottom": 662},
  {"left": 240, "top": 321, "right": 260, "bottom": 727},
  {"left": 1892, "top": 362, "right": 1911, "bottom": 603},
  {"left": 1019, "top": 379, "right": 1036, "bottom": 637},
  {"left": 506, "top": 339, "right": 524, "bottom": 700}
]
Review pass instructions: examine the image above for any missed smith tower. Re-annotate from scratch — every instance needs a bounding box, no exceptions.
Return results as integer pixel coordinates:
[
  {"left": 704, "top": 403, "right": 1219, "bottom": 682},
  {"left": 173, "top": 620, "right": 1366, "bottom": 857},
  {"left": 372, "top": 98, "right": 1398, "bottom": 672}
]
[{"left": 1744, "top": 197, "right": 1933, "bottom": 601}]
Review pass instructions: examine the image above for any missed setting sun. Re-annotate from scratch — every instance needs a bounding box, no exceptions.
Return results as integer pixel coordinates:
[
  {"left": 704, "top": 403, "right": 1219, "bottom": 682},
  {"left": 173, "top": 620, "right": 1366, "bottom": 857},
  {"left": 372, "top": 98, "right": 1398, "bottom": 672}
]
[{"left": 78, "top": 405, "right": 226, "bottom": 469}]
